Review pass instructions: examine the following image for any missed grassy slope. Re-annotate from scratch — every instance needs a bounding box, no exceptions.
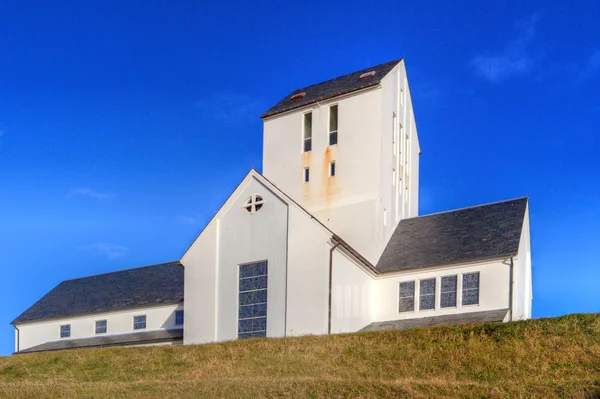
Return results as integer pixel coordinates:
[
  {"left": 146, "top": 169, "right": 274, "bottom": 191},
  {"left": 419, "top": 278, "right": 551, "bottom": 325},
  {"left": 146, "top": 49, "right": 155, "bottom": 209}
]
[{"left": 1, "top": 314, "right": 599, "bottom": 398}]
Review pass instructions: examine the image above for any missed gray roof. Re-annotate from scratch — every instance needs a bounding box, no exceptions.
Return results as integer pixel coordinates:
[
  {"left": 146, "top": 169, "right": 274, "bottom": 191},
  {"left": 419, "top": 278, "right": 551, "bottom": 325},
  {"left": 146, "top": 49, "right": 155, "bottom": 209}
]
[
  {"left": 12, "top": 261, "right": 183, "bottom": 324},
  {"left": 17, "top": 329, "right": 183, "bottom": 353},
  {"left": 360, "top": 309, "right": 509, "bottom": 332},
  {"left": 376, "top": 198, "right": 528, "bottom": 273},
  {"left": 261, "top": 58, "right": 402, "bottom": 119}
]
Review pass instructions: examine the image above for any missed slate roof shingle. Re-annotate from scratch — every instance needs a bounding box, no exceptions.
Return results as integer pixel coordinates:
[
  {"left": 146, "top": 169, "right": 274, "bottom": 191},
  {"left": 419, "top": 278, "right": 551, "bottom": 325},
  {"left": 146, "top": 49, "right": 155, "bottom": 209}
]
[
  {"left": 17, "top": 329, "right": 183, "bottom": 353},
  {"left": 12, "top": 261, "right": 184, "bottom": 324},
  {"left": 260, "top": 58, "right": 402, "bottom": 119},
  {"left": 359, "top": 309, "right": 510, "bottom": 332},
  {"left": 376, "top": 198, "right": 528, "bottom": 273}
]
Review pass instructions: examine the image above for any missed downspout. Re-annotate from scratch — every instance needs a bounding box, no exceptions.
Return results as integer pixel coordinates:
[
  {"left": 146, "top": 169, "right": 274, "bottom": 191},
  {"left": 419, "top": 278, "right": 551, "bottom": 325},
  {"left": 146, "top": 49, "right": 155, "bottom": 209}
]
[
  {"left": 14, "top": 325, "right": 20, "bottom": 353},
  {"left": 509, "top": 257, "right": 515, "bottom": 322},
  {"left": 328, "top": 241, "right": 341, "bottom": 334}
]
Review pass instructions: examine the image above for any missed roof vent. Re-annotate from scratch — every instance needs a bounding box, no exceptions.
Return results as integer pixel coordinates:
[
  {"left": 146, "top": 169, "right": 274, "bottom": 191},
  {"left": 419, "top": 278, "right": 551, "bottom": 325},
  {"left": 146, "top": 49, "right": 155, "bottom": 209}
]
[
  {"left": 290, "top": 92, "right": 306, "bottom": 101},
  {"left": 359, "top": 71, "right": 376, "bottom": 79}
]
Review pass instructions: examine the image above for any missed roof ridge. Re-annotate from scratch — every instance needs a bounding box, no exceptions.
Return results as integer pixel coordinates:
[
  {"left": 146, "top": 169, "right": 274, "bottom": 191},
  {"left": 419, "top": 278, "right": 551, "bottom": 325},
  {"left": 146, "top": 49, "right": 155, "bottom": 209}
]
[
  {"left": 61, "top": 260, "right": 181, "bottom": 282},
  {"left": 401, "top": 197, "right": 529, "bottom": 222}
]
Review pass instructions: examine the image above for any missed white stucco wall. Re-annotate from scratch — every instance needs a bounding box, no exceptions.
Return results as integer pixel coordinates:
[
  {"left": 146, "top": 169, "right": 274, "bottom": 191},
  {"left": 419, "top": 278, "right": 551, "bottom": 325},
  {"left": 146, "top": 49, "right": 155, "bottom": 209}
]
[
  {"left": 513, "top": 204, "right": 533, "bottom": 320},
  {"left": 15, "top": 303, "right": 183, "bottom": 352},
  {"left": 262, "top": 61, "right": 420, "bottom": 265},
  {"left": 371, "top": 259, "right": 511, "bottom": 323}
]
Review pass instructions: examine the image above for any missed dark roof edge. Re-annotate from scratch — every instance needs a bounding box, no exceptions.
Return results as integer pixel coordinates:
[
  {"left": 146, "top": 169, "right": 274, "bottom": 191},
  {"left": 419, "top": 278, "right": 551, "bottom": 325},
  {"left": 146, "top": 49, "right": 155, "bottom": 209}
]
[
  {"left": 376, "top": 253, "right": 519, "bottom": 276},
  {"left": 61, "top": 260, "right": 182, "bottom": 283},
  {"left": 11, "top": 299, "right": 184, "bottom": 326},
  {"left": 260, "top": 82, "right": 381, "bottom": 119},
  {"left": 402, "top": 197, "right": 529, "bottom": 222}
]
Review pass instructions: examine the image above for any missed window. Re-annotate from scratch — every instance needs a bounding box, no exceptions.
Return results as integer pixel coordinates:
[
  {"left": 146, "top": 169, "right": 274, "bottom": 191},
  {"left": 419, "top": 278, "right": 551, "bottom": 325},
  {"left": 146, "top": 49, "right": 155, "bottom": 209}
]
[
  {"left": 419, "top": 278, "right": 436, "bottom": 310},
  {"left": 133, "top": 315, "right": 146, "bottom": 330},
  {"left": 243, "top": 194, "right": 264, "bottom": 214},
  {"left": 392, "top": 113, "right": 397, "bottom": 155},
  {"left": 303, "top": 167, "right": 310, "bottom": 183},
  {"left": 175, "top": 310, "right": 184, "bottom": 326},
  {"left": 392, "top": 169, "right": 396, "bottom": 186},
  {"left": 329, "top": 105, "right": 338, "bottom": 145},
  {"left": 329, "top": 161, "right": 336, "bottom": 177},
  {"left": 290, "top": 92, "right": 306, "bottom": 101},
  {"left": 238, "top": 261, "right": 268, "bottom": 339},
  {"left": 303, "top": 112, "right": 312, "bottom": 152},
  {"left": 60, "top": 324, "right": 71, "bottom": 338},
  {"left": 398, "top": 281, "right": 415, "bottom": 312},
  {"left": 462, "top": 272, "right": 480, "bottom": 306},
  {"left": 441, "top": 276, "right": 457, "bottom": 308},
  {"left": 95, "top": 320, "right": 107, "bottom": 334},
  {"left": 359, "top": 71, "right": 376, "bottom": 79}
]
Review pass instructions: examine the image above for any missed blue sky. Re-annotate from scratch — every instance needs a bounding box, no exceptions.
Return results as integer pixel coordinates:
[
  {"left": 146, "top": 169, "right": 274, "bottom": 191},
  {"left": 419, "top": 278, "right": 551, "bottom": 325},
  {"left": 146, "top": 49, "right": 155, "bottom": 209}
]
[{"left": 0, "top": 1, "right": 599, "bottom": 355}]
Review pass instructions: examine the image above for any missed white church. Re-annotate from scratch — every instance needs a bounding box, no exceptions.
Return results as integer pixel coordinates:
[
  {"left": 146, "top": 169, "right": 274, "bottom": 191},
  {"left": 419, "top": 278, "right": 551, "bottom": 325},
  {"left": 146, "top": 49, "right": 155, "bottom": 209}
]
[{"left": 11, "top": 58, "right": 533, "bottom": 353}]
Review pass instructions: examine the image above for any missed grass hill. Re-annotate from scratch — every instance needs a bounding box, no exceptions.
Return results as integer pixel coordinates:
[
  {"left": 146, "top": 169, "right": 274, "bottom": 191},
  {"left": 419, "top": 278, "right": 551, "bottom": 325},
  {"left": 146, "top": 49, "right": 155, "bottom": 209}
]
[{"left": 1, "top": 313, "right": 599, "bottom": 398}]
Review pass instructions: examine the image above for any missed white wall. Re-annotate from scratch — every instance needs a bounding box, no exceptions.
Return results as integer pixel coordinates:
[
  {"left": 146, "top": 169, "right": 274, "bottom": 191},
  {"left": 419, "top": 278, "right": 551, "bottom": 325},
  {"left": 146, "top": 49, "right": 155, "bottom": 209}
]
[
  {"left": 514, "top": 203, "right": 533, "bottom": 320},
  {"left": 371, "top": 259, "right": 511, "bottom": 323},
  {"left": 262, "top": 60, "right": 420, "bottom": 265},
  {"left": 15, "top": 303, "right": 183, "bottom": 352}
]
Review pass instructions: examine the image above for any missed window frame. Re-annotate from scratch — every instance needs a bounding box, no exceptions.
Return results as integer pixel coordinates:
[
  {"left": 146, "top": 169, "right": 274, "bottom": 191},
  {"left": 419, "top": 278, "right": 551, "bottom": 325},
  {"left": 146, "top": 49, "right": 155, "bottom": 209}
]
[
  {"left": 60, "top": 324, "right": 71, "bottom": 339},
  {"left": 303, "top": 112, "right": 312, "bottom": 152},
  {"left": 95, "top": 319, "right": 107, "bottom": 335},
  {"left": 328, "top": 104, "right": 338, "bottom": 146},
  {"left": 175, "top": 310, "right": 184, "bottom": 326},
  {"left": 398, "top": 280, "right": 415, "bottom": 313},
  {"left": 133, "top": 315, "right": 147, "bottom": 330},
  {"left": 462, "top": 272, "right": 480, "bottom": 306},
  {"left": 419, "top": 278, "right": 436, "bottom": 311},
  {"left": 440, "top": 275, "right": 458, "bottom": 308}
]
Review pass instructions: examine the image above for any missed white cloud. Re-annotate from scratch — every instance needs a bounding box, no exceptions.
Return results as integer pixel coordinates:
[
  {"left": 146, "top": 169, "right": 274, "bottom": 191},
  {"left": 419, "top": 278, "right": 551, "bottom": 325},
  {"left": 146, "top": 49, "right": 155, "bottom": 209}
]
[
  {"left": 68, "top": 188, "right": 117, "bottom": 200},
  {"left": 175, "top": 216, "right": 196, "bottom": 225},
  {"left": 82, "top": 243, "right": 129, "bottom": 260},
  {"left": 471, "top": 15, "right": 539, "bottom": 82}
]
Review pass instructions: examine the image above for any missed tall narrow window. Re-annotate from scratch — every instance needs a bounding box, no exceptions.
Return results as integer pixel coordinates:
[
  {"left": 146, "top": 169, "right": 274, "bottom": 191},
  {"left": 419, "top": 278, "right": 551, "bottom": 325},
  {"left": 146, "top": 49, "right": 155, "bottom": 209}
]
[
  {"left": 398, "top": 281, "right": 415, "bottom": 312},
  {"left": 303, "top": 112, "right": 312, "bottom": 152},
  {"left": 60, "top": 324, "right": 71, "bottom": 338},
  {"left": 133, "top": 315, "right": 146, "bottom": 330},
  {"left": 329, "top": 161, "right": 336, "bottom": 177},
  {"left": 441, "top": 276, "right": 457, "bottom": 308},
  {"left": 419, "top": 278, "right": 436, "bottom": 310},
  {"left": 392, "top": 169, "right": 396, "bottom": 186},
  {"left": 462, "top": 272, "right": 480, "bottom": 305},
  {"left": 175, "top": 310, "right": 184, "bottom": 326},
  {"left": 303, "top": 167, "right": 310, "bottom": 183},
  {"left": 238, "top": 261, "right": 268, "bottom": 339},
  {"left": 95, "top": 320, "right": 107, "bottom": 334},
  {"left": 329, "top": 105, "right": 338, "bottom": 145}
]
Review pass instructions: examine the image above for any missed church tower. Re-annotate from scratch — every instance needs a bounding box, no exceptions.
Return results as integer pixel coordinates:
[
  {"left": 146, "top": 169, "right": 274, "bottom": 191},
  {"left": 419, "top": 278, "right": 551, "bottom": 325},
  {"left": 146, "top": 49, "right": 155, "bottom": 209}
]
[{"left": 261, "top": 59, "right": 420, "bottom": 264}]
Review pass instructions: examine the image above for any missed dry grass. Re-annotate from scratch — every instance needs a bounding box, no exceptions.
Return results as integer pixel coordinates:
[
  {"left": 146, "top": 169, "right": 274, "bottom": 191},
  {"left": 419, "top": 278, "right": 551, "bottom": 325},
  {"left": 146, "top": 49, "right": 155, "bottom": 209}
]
[{"left": 1, "top": 313, "right": 600, "bottom": 398}]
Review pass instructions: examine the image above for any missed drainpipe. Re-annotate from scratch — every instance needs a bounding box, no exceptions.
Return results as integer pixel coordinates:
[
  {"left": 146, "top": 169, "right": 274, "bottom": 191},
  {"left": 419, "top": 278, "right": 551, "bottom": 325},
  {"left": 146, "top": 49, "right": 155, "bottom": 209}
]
[
  {"left": 509, "top": 257, "right": 515, "bottom": 321},
  {"left": 14, "top": 325, "right": 20, "bottom": 353},
  {"left": 328, "top": 240, "right": 341, "bottom": 334}
]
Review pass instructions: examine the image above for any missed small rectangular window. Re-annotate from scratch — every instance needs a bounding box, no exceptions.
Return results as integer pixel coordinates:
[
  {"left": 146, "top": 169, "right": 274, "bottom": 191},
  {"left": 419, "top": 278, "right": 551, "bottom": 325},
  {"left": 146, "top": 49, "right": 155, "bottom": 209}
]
[
  {"left": 329, "top": 105, "right": 338, "bottom": 145},
  {"left": 419, "top": 278, "right": 436, "bottom": 310},
  {"left": 441, "top": 276, "right": 457, "bottom": 308},
  {"left": 175, "top": 310, "right": 184, "bottom": 326},
  {"left": 133, "top": 315, "right": 146, "bottom": 330},
  {"left": 60, "top": 324, "right": 71, "bottom": 338},
  {"left": 303, "top": 112, "right": 312, "bottom": 152},
  {"left": 398, "top": 281, "right": 415, "bottom": 312},
  {"left": 462, "top": 272, "right": 480, "bottom": 305},
  {"left": 95, "top": 320, "right": 107, "bottom": 334},
  {"left": 329, "top": 161, "right": 335, "bottom": 177},
  {"left": 303, "top": 167, "right": 309, "bottom": 183}
]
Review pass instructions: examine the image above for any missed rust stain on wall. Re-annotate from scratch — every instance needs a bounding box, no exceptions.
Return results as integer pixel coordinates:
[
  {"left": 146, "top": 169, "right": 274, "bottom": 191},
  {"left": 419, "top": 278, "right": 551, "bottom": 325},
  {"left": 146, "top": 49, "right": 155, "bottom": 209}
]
[
  {"left": 301, "top": 151, "right": 311, "bottom": 199},
  {"left": 322, "top": 147, "right": 336, "bottom": 204}
]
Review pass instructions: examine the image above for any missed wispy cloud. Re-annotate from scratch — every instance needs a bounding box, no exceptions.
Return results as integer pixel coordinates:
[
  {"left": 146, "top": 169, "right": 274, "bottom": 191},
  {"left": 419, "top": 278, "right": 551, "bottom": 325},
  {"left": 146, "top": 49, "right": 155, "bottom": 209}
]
[
  {"left": 471, "top": 15, "right": 539, "bottom": 83},
  {"left": 68, "top": 188, "right": 117, "bottom": 200},
  {"left": 175, "top": 216, "right": 196, "bottom": 225},
  {"left": 82, "top": 243, "right": 129, "bottom": 260},
  {"left": 195, "top": 90, "right": 267, "bottom": 126}
]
